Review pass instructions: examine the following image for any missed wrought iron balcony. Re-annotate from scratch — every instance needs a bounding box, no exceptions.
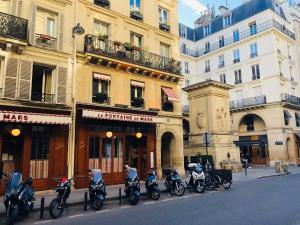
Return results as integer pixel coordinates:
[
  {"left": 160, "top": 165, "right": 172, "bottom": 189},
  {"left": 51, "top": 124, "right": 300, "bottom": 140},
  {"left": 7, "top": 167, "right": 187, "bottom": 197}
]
[
  {"left": 0, "top": 12, "right": 28, "bottom": 41},
  {"left": 281, "top": 93, "right": 300, "bottom": 107},
  {"left": 131, "top": 98, "right": 145, "bottom": 108},
  {"left": 31, "top": 92, "right": 55, "bottom": 104},
  {"left": 230, "top": 95, "right": 267, "bottom": 110},
  {"left": 34, "top": 34, "right": 57, "bottom": 50},
  {"left": 93, "top": 93, "right": 110, "bottom": 104},
  {"left": 181, "top": 20, "right": 295, "bottom": 58},
  {"left": 162, "top": 101, "right": 174, "bottom": 112},
  {"left": 130, "top": 10, "right": 143, "bottom": 21},
  {"left": 84, "top": 35, "right": 181, "bottom": 75},
  {"left": 94, "top": 0, "right": 110, "bottom": 8}
]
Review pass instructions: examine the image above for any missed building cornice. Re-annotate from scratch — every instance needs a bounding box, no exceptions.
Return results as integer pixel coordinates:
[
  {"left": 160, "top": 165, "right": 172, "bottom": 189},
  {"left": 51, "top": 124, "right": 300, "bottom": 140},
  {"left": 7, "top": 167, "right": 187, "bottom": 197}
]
[{"left": 183, "top": 79, "right": 234, "bottom": 92}]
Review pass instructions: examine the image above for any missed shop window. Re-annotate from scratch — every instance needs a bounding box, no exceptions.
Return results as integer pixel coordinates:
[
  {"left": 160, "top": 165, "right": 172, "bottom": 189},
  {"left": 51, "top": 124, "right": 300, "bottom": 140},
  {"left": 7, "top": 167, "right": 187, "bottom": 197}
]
[
  {"left": 131, "top": 81, "right": 144, "bottom": 108},
  {"left": 31, "top": 64, "right": 54, "bottom": 103},
  {"left": 102, "top": 138, "right": 112, "bottom": 174},
  {"left": 113, "top": 137, "right": 123, "bottom": 173},
  {"left": 30, "top": 136, "right": 50, "bottom": 179},
  {"left": 92, "top": 73, "right": 110, "bottom": 104},
  {"left": 89, "top": 136, "right": 100, "bottom": 170}
]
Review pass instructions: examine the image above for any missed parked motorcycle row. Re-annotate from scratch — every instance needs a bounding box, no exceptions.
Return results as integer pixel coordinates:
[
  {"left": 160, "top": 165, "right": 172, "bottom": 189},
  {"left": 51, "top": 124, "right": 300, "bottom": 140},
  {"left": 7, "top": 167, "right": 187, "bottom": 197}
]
[{"left": 1, "top": 162, "right": 232, "bottom": 225}]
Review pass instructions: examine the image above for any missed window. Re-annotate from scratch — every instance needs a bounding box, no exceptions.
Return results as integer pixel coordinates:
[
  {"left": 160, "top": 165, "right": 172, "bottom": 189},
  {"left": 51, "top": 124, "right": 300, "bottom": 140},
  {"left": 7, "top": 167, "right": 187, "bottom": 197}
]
[
  {"left": 279, "top": 61, "right": 282, "bottom": 76},
  {"left": 161, "top": 87, "right": 174, "bottom": 112},
  {"left": 219, "top": 36, "right": 225, "bottom": 48},
  {"left": 287, "top": 45, "right": 291, "bottom": 59},
  {"left": 220, "top": 74, "right": 226, "bottom": 84},
  {"left": 295, "top": 113, "right": 300, "bottom": 127},
  {"left": 252, "top": 64, "right": 260, "bottom": 80},
  {"left": 204, "top": 60, "right": 210, "bottom": 73},
  {"left": 233, "top": 49, "right": 240, "bottom": 63},
  {"left": 160, "top": 42, "right": 170, "bottom": 66},
  {"left": 130, "top": 32, "right": 142, "bottom": 48},
  {"left": 223, "top": 15, "right": 231, "bottom": 27},
  {"left": 94, "top": 20, "right": 110, "bottom": 50},
  {"left": 234, "top": 69, "right": 242, "bottom": 84},
  {"left": 159, "top": 7, "right": 168, "bottom": 24},
  {"left": 290, "top": 66, "right": 293, "bottom": 80},
  {"left": 184, "top": 79, "right": 190, "bottom": 87},
  {"left": 181, "top": 43, "right": 186, "bottom": 54},
  {"left": 184, "top": 61, "right": 189, "bottom": 74},
  {"left": 245, "top": 116, "right": 254, "bottom": 131},
  {"left": 205, "top": 42, "right": 210, "bottom": 53},
  {"left": 250, "top": 43, "right": 258, "bottom": 58},
  {"left": 233, "top": 30, "right": 239, "bottom": 42},
  {"left": 131, "top": 81, "right": 144, "bottom": 108},
  {"left": 180, "top": 25, "right": 187, "bottom": 38},
  {"left": 249, "top": 22, "right": 257, "bottom": 35},
  {"left": 218, "top": 55, "right": 225, "bottom": 68},
  {"left": 31, "top": 65, "right": 53, "bottom": 103},
  {"left": 204, "top": 24, "right": 210, "bottom": 37},
  {"left": 92, "top": 73, "right": 110, "bottom": 104},
  {"left": 36, "top": 10, "right": 58, "bottom": 37},
  {"left": 130, "top": 0, "right": 141, "bottom": 11}
]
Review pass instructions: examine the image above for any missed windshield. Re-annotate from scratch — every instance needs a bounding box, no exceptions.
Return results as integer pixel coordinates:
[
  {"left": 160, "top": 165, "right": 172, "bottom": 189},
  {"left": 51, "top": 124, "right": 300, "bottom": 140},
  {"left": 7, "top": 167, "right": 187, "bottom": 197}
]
[
  {"left": 128, "top": 168, "right": 138, "bottom": 180},
  {"left": 92, "top": 169, "right": 102, "bottom": 182},
  {"left": 8, "top": 172, "right": 22, "bottom": 189}
]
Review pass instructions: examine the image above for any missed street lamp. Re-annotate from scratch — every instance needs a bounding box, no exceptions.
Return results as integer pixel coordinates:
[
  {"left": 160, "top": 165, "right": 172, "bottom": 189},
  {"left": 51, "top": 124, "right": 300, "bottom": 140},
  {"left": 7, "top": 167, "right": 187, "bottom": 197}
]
[{"left": 72, "top": 23, "right": 85, "bottom": 37}]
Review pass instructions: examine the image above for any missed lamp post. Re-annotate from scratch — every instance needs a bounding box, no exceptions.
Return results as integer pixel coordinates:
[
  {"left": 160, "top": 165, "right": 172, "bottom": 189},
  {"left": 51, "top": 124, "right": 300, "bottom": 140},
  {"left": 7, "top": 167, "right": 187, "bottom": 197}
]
[{"left": 68, "top": 22, "right": 84, "bottom": 179}]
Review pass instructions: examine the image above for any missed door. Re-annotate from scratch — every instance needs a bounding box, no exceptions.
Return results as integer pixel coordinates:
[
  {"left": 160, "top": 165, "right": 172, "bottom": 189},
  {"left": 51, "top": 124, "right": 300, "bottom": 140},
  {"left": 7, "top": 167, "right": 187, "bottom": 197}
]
[{"left": 250, "top": 145, "right": 266, "bottom": 165}]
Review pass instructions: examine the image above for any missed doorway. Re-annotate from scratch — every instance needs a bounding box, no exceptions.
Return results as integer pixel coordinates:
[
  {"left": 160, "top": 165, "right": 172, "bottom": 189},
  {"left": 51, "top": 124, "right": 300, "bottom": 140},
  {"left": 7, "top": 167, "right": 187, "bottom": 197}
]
[{"left": 161, "top": 132, "right": 176, "bottom": 171}]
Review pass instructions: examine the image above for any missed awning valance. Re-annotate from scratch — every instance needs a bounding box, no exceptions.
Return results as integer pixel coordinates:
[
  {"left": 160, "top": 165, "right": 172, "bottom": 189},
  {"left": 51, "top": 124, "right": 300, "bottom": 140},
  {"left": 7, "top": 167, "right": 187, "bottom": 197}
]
[
  {"left": 162, "top": 87, "right": 179, "bottom": 102},
  {"left": 131, "top": 80, "right": 145, "bottom": 88},
  {"left": 93, "top": 73, "right": 111, "bottom": 81},
  {"left": 234, "top": 140, "right": 265, "bottom": 147}
]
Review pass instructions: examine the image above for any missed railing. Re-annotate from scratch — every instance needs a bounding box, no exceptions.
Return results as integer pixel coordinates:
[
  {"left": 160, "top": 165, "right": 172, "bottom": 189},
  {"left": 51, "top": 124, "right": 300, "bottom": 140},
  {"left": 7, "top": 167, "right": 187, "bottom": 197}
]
[
  {"left": 281, "top": 93, "right": 300, "bottom": 106},
  {"left": 131, "top": 98, "right": 145, "bottom": 108},
  {"left": 31, "top": 92, "right": 55, "bottom": 104},
  {"left": 181, "top": 20, "right": 296, "bottom": 58},
  {"left": 230, "top": 95, "right": 267, "bottom": 109},
  {"left": 84, "top": 35, "right": 181, "bottom": 75},
  {"left": 94, "top": 0, "right": 110, "bottom": 8},
  {"left": 93, "top": 94, "right": 110, "bottom": 104},
  {"left": 162, "top": 101, "right": 174, "bottom": 112},
  {"left": 250, "top": 52, "right": 258, "bottom": 58},
  {"left": 0, "top": 12, "right": 28, "bottom": 41},
  {"left": 34, "top": 34, "right": 57, "bottom": 50}
]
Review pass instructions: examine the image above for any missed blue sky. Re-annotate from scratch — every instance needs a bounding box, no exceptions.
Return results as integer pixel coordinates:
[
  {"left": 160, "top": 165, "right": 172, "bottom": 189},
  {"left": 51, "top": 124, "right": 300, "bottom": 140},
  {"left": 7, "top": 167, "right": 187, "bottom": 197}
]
[{"left": 179, "top": 0, "right": 241, "bottom": 27}]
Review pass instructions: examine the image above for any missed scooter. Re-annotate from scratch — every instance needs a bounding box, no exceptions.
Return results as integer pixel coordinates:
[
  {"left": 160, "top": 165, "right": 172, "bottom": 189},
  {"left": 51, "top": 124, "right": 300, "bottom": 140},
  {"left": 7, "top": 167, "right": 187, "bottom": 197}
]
[
  {"left": 88, "top": 169, "right": 106, "bottom": 210},
  {"left": 145, "top": 170, "right": 160, "bottom": 200},
  {"left": 3, "top": 172, "right": 35, "bottom": 225},
  {"left": 124, "top": 167, "right": 140, "bottom": 205},
  {"left": 163, "top": 169, "right": 185, "bottom": 196},
  {"left": 49, "top": 177, "right": 75, "bottom": 219},
  {"left": 186, "top": 163, "right": 205, "bottom": 193}
]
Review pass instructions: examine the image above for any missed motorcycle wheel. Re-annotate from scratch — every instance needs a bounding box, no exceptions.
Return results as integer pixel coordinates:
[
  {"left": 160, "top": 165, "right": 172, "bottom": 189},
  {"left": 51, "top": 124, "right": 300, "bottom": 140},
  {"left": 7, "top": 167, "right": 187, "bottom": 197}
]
[
  {"left": 129, "top": 193, "right": 139, "bottom": 206},
  {"left": 6, "top": 206, "right": 17, "bottom": 225},
  {"left": 213, "top": 175, "right": 222, "bottom": 188},
  {"left": 92, "top": 197, "right": 104, "bottom": 211},
  {"left": 196, "top": 180, "right": 205, "bottom": 193},
  {"left": 49, "top": 198, "right": 65, "bottom": 219},
  {"left": 174, "top": 183, "right": 185, "bottom": 196},
  {"left": 150, "top": 189, "right": 160, "bottom": 200},
  {"left": 223, "top": 179, "right": 232, "bottom": 190}
]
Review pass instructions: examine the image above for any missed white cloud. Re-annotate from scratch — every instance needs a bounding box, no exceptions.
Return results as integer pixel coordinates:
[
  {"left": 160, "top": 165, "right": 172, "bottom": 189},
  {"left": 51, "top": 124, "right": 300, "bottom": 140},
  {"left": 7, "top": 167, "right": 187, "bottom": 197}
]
[{"left": 180, "top": 0, "right": 207, "bottom": 15}]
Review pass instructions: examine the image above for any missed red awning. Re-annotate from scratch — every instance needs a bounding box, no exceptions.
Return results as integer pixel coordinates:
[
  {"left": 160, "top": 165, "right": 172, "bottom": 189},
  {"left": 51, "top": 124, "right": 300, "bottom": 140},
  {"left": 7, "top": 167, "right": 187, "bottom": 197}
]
[
  {"left": 93, "top": 73, "right": 111, "bottom": 81},
  {"left": 131, "top": 80, "right": 145, "bottom": 87},
  {"left": 162, "top": 87, "right": 179, "bottom": 102}
]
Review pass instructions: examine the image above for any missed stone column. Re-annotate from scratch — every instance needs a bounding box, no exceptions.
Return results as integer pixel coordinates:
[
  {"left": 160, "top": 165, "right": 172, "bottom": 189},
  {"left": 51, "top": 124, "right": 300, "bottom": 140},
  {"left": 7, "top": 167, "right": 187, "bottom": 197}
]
[{"left": 183, "top": 80, "right": 241, "bottom": 171}]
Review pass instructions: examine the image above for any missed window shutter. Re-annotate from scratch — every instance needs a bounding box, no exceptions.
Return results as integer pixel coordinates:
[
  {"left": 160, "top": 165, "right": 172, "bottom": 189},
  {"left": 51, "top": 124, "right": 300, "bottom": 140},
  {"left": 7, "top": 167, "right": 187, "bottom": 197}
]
[
  {"left": 29, "top": 3, "right": 37, "bottom": 45},
  {"left": 4, "top": 58, "right": 18, "bottom": 99},
  {"left": 18, "top": 60, "right": 32, "bottom": 100},
  {"left": 59, "top": 13, "right": 64, "bottom": 51},
  {"left": 17, "top": 0, "right": 23, "bottom": 17},
  {"left": 56, "top": 67, "right": 67, "bottom": 104}
]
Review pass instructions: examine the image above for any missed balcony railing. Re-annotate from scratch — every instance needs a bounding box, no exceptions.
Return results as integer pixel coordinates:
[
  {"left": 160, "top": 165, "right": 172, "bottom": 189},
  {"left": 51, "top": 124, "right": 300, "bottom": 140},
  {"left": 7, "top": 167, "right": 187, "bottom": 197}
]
[
  {"left": 94, "top": 0, "right": 110, "bottom": 8},
  {"left": 131, "top": 98, "right": 145, "bottom": 108},
  {"left": 230, "top": 95, "right": 267, "bottom": 109},
  {"left": 34, "top": 34, "right": 57, "bottom": 50},
  {"left": 84, "top": 35, "right": 181, "bottom": 75},
  {"left": 181, "top": 20, "right": 296, "bottom": 58},
  {"left": 31, "top": 92, "right": 55, "bottom": 104},
  {"left": 0, "top": 12, "right": 28, "bottom": 41},
  {"left": 162, "top": 101, "right": 174, "bottom": 112},
  {"left": 281, "top": 93, "right": 300, "bottom": 107},
  {"left": 93, "top": 93, "right": 110, "bottom": 104}
]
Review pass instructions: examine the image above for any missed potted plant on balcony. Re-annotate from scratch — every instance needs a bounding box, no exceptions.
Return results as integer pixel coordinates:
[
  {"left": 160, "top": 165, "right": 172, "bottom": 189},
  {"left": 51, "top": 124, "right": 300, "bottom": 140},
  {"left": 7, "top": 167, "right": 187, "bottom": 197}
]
[
  {"left": 132, "top": 45, "right": 142, "bottom": 51},
  {"left": 132, "top": 97, "right": 144, "bottom": 108},
  {"left": 124, "top": 42, "right": 133, "bottom": 51},
  {"left": 113, "top": 40, "right": 122, "bottom": 46},
  {"left": 93, "top": 92, "right": 108, "bottom": 103},
  {"left": 40, "top": 34, "right": 51, "bottom": 40},
  {"left": 99, "top": 34, "right": 109, "bottom": 41}
]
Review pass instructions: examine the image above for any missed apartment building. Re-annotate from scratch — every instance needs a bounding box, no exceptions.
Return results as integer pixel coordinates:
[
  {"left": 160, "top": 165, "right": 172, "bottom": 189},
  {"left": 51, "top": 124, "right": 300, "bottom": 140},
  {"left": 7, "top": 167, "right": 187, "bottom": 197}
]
[{"left": 180, "top": 0, "right": 300, "bottom": 166}]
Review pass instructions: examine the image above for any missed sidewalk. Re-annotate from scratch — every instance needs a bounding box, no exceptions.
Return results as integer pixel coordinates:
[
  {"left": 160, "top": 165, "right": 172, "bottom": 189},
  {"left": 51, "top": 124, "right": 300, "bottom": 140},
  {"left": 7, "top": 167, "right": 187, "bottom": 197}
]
[{"left": 1, "top": 165, "right": 299, "bottom": 214}]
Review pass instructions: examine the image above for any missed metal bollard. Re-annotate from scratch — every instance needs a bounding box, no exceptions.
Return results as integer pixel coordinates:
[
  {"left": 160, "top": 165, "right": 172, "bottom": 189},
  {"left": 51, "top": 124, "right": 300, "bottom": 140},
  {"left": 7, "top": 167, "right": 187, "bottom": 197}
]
[
  {"left": 40, "top": 197, "right": 45, "bottom": 219},
  {"left": 119, "top": 187, "right": 122, "bottom": 205},
  {"left": 84, "top": 192, "right": 88, "bottom": 211},
  {"left": 243, "top": 160, "right": 248, "bottom": 176}
]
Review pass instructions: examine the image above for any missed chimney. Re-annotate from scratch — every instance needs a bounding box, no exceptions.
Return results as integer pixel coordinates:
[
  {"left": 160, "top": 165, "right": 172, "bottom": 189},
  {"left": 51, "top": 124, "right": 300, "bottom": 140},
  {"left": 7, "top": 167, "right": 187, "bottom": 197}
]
[{"left": 219, "top": 5, "right": 229, "bottom": 15}]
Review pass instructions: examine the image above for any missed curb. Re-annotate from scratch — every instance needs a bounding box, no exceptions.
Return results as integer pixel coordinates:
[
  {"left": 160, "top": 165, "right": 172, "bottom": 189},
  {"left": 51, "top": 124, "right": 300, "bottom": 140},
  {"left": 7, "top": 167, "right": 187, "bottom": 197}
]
[{"left": 256, "top": 172, "right": 290, "bottom": 179}]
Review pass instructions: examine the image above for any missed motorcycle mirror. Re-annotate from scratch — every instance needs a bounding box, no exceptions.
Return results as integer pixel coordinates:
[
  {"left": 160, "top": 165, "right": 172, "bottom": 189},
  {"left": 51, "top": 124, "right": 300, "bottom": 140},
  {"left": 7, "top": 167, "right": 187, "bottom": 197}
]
[{"left": 25, "top": 177, "right": 33, "bottom": 185}]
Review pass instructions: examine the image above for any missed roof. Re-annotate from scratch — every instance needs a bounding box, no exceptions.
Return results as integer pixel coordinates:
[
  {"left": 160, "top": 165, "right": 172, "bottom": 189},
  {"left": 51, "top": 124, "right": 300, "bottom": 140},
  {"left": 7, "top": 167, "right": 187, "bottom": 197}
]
[{"left": 179, "top": 0, "right": 287, "bottom": 42}]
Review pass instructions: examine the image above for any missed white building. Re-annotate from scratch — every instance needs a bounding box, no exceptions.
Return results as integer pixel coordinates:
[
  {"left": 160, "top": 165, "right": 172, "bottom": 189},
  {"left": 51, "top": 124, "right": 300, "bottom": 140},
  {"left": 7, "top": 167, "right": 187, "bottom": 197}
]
[{"left": 180, "top": 0, "right": 300, "bottom": 166}]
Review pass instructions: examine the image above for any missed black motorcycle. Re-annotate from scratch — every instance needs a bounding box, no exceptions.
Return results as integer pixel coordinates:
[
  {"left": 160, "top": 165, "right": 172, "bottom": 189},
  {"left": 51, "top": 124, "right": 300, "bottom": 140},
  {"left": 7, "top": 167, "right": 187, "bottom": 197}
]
[
  {"left": 145, "top": 170, "right": 160, "bottom": 200},
  {"left": 124, "top": 168, "right": 140, "bottom": 205},
  {"left": 204, "top": 161, "right": 221, "bottom": 190},
  {"left": 163, "top": 169, "right": 185, "bottom": 196},
  {"left": 88, "top": 169, "right": 106, "bottom": 210},
  {"left": 49, "top": 177, "right": 74, "bottom": 219},
  {"left": 3, "top": 172, "right": 35, "bottom": 225}
]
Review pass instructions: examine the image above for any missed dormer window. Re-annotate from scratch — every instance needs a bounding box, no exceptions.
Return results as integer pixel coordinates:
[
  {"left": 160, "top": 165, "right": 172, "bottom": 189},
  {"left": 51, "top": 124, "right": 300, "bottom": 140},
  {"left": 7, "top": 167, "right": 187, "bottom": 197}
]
[
  {"left": 223, "top": 14, "right": 231, "bottom": 27},
  {"left": 203, "top": 24, "right": 210, "bottom": 37}
]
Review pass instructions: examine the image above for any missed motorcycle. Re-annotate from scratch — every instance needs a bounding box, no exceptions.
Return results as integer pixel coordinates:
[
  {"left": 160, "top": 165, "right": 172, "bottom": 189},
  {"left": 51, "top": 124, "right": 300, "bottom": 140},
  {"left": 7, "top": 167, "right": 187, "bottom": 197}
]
[
  {"left": 145, "top": 170, "right": 160, "bottom": 200},
  {"left": 3, "top": 172, "right": 35, "bottom": 225},
  {"left": 187, "top": 163, "right": 206, "bottom": 193},
  {"left": 124, "top": 167, "right": 140, "bottom": 205},
  {"left": 204, "top": 161, "right": 222, "bottom": 190},
  {"left": 49, "top": 177, "right": 75, "bottom": 219},
  {"left": 163, "top": 169, "right": 185, "bottom": 196},
  {"left": 88, "top": 169, "right": 106, "bottom": 210}
]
